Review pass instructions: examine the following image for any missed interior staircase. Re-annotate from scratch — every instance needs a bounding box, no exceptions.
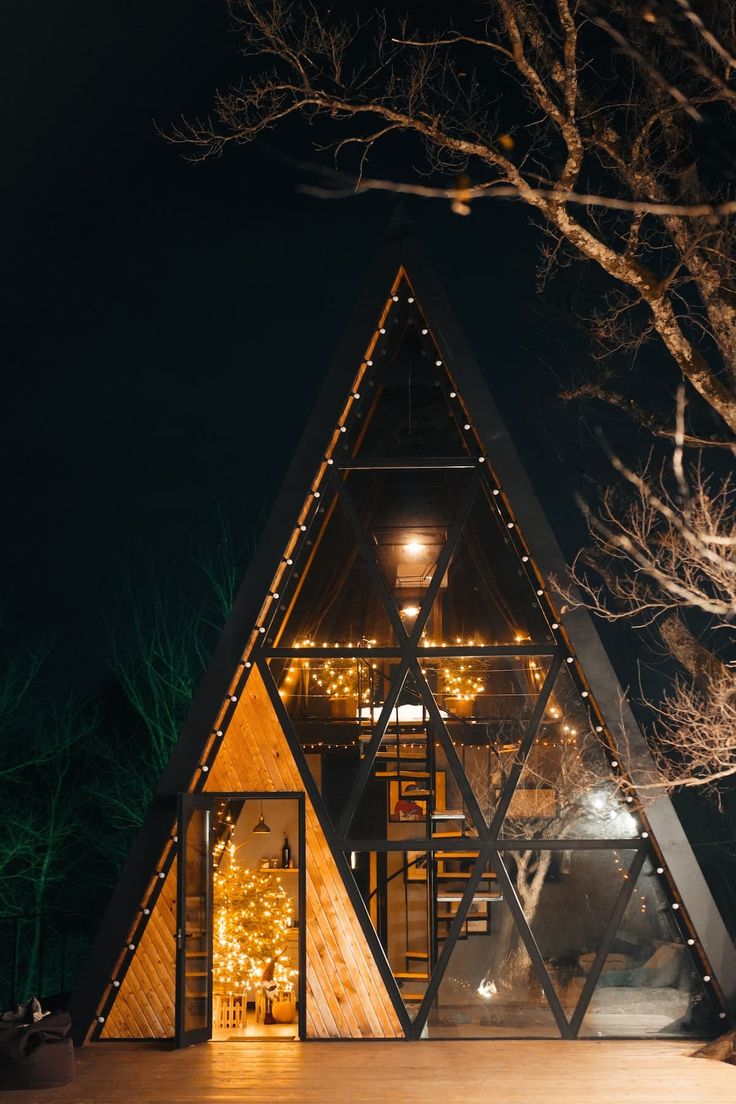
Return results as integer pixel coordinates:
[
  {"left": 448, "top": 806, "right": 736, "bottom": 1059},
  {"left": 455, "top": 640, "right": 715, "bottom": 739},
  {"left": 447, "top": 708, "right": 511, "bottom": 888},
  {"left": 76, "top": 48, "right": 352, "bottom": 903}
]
[{"left": 360, "top": 715, "right": 502, "bottom": 1011}]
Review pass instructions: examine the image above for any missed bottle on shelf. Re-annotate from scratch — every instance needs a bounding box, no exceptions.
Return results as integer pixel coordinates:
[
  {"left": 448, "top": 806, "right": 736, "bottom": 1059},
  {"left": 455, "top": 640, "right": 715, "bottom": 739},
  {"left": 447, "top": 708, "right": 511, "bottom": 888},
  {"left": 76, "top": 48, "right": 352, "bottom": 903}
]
[{"left": 281, "top": 834, "right": 291, "bottom": 869}]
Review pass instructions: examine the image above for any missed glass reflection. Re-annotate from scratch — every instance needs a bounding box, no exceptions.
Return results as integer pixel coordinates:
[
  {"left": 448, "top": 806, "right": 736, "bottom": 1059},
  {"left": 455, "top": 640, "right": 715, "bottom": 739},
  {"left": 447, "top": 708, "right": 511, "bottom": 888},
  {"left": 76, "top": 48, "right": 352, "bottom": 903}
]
[
  {"left": 427, "top": 892, "right": 559, "bottom": 1037},
  {"left": 501, "top": 665, "right": 639, "bottom": 840},
  {"left": 579, "top": 857, "right": 718, "bottom": 1037},
  {"left": 500, "top": 849, "right": 639, "bottom": 1019}
]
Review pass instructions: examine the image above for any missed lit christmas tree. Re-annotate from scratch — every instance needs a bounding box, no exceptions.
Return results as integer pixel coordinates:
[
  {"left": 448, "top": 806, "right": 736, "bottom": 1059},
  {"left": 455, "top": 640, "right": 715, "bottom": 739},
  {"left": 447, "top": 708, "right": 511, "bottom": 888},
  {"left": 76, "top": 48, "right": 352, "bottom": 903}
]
[{"left": 213, "top": 848, "right": 296, "bottom": 993}]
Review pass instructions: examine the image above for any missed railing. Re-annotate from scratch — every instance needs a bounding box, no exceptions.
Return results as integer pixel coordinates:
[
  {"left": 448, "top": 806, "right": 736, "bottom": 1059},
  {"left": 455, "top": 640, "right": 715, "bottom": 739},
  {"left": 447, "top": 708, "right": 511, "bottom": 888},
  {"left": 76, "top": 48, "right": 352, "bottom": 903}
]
[{"left": 0, "top": 911, "right": 93, "bottom": 1008}]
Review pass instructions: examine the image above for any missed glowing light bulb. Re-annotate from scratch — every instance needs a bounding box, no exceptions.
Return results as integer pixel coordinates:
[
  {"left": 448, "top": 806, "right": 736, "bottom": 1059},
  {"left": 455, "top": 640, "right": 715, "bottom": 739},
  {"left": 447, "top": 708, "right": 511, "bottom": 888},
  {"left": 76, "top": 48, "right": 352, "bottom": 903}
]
[
  {"left": 402, "top": 605, "right": 420, "bottom": 618},
  {"left": 404, "top": 540, "right": 425, "bottom": 556}
]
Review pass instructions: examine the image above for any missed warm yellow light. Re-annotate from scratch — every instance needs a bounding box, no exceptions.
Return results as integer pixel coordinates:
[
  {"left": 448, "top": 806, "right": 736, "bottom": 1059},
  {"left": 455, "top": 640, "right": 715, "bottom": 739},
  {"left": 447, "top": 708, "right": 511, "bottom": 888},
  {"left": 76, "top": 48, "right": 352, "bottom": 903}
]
[
  {"left": 402, "top": 605, "right": 420, "bottom": 618},
  {"left": 213, "top": 854, "right": 296, "bottom": 994},
  {"left": 404, "top": 540, "right": 425, "bottom": 556}
]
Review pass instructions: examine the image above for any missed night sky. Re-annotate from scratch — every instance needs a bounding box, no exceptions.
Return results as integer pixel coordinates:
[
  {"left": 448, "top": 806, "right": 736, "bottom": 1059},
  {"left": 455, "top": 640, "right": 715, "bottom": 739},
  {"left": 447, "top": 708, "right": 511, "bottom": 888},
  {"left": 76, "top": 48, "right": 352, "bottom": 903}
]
[{"left": 1, "top": 2, "right": 650, "bottom": 687}]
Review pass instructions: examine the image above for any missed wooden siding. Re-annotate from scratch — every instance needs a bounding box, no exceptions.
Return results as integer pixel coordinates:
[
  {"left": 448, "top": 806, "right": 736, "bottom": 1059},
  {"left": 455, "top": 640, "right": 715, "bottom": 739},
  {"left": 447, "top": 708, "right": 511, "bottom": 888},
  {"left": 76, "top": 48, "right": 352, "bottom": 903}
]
[
  {"left": 101, "top": 666, "right": 403, "bottom": 1040},
  {"left": 101, "top": 859, "right": 177, "bottom": 1039}
]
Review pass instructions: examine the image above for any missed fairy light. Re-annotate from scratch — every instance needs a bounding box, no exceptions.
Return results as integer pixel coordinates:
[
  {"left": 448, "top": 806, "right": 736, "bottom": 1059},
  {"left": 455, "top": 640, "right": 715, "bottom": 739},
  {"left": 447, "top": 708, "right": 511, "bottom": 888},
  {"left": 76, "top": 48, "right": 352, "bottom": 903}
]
[{"left": 213, "top": 847, "right": 297, "bottom": 995}]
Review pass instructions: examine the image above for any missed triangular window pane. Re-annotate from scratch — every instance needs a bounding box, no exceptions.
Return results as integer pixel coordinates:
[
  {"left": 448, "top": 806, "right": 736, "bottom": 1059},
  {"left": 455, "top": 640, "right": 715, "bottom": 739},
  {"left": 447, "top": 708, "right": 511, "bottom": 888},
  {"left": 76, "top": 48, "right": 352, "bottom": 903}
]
[
  {"left": 423, "top": 481, "right": 553, "bottom": 646},
  {"left": 346, "top": 669, "right": 483, "bottom": 842},
  {"left": 271, "top": 482, "right": 397, "bottom": 648},
  {"left": 345, "top": 468, "right": 472, "bottom": 625},
  {"left": 345, "top": 849, "right": 431, "bottom": 1020},
  {"left": 579, "top": 857, "right": 719, "bottom": 1037},
  {"left": 352, "top": 322, "right": 471, "bottom": 458},
  {"left": 420, "top": 655, "right": 552, "bottom": 826},
  {"left": 499, "top": 848, "right": 640, "bottom": 1021},
  {"left": 425, "top": 891, "right": 560, "bottom": 1037},
  {"left": 500, "top": 664, "right": 639, "bottom": 840},
  {"left": 269, "top": 657, "right": 401, "bottom": 829}
]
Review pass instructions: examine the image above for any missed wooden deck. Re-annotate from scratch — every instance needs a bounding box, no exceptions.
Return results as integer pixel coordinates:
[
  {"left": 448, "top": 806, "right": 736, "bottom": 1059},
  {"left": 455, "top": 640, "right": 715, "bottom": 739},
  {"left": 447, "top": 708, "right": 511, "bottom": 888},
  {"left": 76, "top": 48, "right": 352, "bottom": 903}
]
[{"left": 9, "top": 1040, "right": 736, "bottom": 1104}]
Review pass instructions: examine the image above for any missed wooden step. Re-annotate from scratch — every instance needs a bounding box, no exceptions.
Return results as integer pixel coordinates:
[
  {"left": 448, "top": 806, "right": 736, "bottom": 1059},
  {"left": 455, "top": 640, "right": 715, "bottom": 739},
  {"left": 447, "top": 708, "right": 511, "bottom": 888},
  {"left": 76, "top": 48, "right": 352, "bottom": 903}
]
[
  {"left": 437, "top": 892, "right": 501, "bottom": 903},
  {"left": 374, "top": 749, "right": 427, "bottom": 760},
  {"left": 405, "top": 950, "right": 428, "bottom": 961},
  {"left": 401, "top": 993, "right": 425, "bottom": 1002},
  {"left": 435, "top": 871, "right": 496, "bottom": 881},
  {"left": 393, "top": 971, "right": 429, "bottom": 981},
  {"left": 431, "top": 830, "right": 463, "bottom": 838},
  {"left": 375, "top": 770, "right": 431, "bottom": 780},
  {"left": 360, "top": 733, "right": 427, "bottom": 743},
  {"left": 435, "top": 851, "right": 479, "bottom": 859}
]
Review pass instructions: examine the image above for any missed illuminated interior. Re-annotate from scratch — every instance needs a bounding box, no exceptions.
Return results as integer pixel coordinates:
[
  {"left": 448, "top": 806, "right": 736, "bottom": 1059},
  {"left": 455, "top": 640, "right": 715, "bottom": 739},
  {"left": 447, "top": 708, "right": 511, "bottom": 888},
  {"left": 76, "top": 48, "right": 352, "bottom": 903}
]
[{"left": 210, "top": 798, "right": 300, "bottom": 1040}]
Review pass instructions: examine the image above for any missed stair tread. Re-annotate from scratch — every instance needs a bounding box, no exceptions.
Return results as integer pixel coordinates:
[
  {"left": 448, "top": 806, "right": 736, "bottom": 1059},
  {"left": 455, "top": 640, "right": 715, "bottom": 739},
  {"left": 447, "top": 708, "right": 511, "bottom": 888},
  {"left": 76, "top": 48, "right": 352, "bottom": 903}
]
[
  {"left": 437, "top": 892, "right": 501, "bottom": 902},
  {"left": 360, "top": 734, "right": 427, "bottom": 743},
  {"left": 375, "top": 770, "right": 431, "bottom": 779},
  {"left": 436, "top": 871, "right": 496, "bottom": 880},
  {"left": 393, "top": 971, "right": 429, "bottom": 981},
  {"left": 406, "top": 950, "right": 429, "bottom": 960},
  {"left": 374, "top": 750, "right": 427, "bottom": 760},
  {"left": 436, "top": 851, "right": 479, "bottom": 859}
]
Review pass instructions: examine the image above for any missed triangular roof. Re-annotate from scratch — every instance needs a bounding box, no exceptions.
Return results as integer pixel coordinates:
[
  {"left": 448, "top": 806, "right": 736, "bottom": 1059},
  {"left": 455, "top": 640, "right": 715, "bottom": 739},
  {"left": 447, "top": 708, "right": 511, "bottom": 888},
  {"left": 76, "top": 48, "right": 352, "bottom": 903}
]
[{"left": 71, "top": 220, "right": 736, "bottom": 1042}]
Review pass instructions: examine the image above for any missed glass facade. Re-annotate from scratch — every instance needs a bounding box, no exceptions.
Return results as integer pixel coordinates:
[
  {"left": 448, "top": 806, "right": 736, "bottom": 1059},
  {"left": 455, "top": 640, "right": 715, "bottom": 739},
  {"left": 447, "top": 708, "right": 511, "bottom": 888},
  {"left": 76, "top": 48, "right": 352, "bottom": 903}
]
[{"left": 253, "top": 286, "right": 721, "bottom": 1039}]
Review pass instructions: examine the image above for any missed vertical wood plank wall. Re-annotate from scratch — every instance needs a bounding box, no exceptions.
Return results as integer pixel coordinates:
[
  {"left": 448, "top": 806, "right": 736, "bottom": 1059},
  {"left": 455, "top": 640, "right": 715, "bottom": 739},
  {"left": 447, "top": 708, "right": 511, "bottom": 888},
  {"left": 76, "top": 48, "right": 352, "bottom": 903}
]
[{"left": 100, "top": 666, "right": 403, "bottom": 1040}]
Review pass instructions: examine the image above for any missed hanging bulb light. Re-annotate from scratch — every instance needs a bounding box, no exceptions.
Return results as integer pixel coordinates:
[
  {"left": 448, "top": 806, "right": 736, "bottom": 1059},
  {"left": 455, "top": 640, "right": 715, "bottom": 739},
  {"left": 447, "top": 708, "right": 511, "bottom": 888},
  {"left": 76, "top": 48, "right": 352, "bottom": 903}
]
[{"left": 252, "top": 800, "right": 271, "bottom": 834}]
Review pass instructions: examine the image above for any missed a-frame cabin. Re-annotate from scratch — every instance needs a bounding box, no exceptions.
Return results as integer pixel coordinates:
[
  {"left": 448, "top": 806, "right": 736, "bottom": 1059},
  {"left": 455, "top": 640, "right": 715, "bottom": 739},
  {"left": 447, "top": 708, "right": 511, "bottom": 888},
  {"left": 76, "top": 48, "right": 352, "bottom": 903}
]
[{"left": 71, "top": 221, "right": 736, "bottom": 1044}]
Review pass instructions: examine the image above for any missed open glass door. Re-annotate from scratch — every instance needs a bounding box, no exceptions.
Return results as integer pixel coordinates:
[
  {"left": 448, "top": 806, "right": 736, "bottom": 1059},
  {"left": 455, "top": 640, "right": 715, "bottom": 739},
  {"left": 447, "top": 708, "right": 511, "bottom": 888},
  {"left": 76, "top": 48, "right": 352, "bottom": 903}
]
[
  {"left": 175, "top": 791, "right": 304, "bottom": 1045},
  {"left": 175, "top": 795, "right": 212, "bottom": 1047}
]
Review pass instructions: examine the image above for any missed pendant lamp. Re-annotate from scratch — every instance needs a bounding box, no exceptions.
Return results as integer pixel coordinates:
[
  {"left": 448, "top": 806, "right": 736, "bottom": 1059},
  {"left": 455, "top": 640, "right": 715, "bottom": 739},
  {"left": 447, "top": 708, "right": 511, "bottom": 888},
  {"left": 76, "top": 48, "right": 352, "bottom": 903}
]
[{"left": 252, "top": 799, "right": 271, "bottom": 834}]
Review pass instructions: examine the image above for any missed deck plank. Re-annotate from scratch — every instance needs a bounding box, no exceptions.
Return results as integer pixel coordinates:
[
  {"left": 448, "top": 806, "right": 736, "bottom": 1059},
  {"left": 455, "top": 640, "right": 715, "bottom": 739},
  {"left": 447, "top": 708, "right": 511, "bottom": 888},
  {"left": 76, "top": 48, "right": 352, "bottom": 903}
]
[{"left": 9, "top": 1040, "right": 735, "bottom": 1104}]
